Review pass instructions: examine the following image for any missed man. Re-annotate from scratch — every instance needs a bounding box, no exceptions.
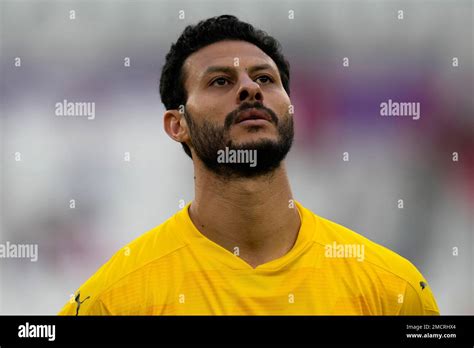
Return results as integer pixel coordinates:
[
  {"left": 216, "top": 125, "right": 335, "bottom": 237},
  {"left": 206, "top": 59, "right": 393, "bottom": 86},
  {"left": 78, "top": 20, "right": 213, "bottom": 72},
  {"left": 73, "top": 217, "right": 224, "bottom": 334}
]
[{"left": 59, "top": 15, "right": 439, "bottom": 315}]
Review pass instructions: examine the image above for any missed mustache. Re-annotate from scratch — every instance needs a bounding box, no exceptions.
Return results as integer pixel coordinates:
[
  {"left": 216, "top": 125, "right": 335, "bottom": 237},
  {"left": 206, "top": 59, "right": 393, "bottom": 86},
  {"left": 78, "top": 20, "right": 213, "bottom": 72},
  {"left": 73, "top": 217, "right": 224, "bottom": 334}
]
[{"left": 224, "top": 101, "right": 279, "bottom": 130}]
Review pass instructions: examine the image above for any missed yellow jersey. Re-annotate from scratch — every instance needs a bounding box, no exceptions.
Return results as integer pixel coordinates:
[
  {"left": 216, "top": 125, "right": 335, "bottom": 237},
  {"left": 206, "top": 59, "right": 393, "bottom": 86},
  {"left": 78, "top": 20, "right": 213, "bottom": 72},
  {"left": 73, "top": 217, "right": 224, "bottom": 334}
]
[{"left": 59, "top": 201, "right": 439, "bottom": 315}]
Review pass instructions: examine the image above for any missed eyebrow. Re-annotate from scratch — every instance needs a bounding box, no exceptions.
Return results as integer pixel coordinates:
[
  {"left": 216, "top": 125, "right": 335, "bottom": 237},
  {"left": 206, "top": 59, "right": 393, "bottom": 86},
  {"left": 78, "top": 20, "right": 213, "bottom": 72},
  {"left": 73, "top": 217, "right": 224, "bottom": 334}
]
[{"left": 202, "top": 63, "right": 276, "bottom": 79}]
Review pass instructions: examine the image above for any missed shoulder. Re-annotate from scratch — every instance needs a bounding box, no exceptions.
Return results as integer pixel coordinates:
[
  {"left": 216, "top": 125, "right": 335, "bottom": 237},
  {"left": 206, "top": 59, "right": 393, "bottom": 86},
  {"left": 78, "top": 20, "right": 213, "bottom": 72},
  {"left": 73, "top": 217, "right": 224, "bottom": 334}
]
[
  {"left": 315, "top": 214, "right": 419, "bottom": 280},
  {"left": 310, "top": 210, "right": 439, "bottom": 314},
  {"left": 59, "top": 211, "right": 188, "bottom": 315}
]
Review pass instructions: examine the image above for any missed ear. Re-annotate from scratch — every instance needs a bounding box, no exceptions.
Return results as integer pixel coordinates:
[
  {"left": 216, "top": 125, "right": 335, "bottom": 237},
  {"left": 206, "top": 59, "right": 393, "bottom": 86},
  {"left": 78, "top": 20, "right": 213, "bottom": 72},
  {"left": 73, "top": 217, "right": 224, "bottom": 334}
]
[{"left": 163, "top": 109, "right": 191, "bottom": 145}]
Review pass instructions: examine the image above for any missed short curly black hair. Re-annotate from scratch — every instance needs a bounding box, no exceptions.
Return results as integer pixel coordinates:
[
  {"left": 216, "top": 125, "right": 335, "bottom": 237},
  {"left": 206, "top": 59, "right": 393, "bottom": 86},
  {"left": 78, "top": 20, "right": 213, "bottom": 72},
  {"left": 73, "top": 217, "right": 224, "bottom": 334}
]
[{"left": 159, "top": 15, "right": 291, "bottom": 158}]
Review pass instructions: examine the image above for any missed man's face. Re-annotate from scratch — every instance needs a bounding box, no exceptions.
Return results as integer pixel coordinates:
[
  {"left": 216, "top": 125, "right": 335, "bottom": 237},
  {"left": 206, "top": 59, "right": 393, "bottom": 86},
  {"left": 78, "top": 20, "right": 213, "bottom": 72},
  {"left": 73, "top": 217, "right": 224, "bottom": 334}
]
[{"left": 182, "top": 40, "right": 294, "bottom": 178}]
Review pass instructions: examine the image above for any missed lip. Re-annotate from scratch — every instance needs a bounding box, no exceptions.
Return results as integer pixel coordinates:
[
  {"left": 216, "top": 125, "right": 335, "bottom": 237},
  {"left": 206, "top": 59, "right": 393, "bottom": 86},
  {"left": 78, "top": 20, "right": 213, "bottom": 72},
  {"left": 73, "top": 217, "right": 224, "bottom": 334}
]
[
  {"left": 235, "top": 108, "right": 272, "bottom": 124},
  {"left": 237, "top": 118, "right": 271, "bottom": 126}
]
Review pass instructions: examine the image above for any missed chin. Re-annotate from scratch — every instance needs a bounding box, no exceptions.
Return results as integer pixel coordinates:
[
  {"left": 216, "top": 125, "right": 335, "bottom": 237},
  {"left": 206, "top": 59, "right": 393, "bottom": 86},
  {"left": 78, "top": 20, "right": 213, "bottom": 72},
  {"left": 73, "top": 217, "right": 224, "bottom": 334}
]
[
  {"left": 232, "top": 134, "right": 277, "bottom": 146},
  {"left": 231, "top": 128, "right": 277, "bottom": 140}
]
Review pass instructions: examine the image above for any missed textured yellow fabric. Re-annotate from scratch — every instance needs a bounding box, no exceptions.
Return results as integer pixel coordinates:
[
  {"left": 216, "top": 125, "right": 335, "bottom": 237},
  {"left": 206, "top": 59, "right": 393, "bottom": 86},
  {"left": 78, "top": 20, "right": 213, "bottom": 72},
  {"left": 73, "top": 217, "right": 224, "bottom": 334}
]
[{"left": 59, "top": 201, "right": 439, "bottom": 315}]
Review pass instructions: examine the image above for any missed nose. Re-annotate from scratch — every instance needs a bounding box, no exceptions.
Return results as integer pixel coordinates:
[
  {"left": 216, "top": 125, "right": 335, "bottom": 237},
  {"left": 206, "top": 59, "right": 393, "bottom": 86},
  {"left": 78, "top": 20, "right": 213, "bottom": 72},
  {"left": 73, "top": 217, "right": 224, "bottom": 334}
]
[{"left": 235, "top": 75, "right": 264, "bottom": 104}]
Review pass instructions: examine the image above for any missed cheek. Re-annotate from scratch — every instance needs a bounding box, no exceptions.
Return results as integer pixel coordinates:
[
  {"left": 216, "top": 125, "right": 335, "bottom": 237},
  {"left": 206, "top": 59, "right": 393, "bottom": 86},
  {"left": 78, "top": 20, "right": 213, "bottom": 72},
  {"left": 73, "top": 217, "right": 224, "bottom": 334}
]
[
  {"left": 269, "top": 91, "right": 291, "bottom": 117},
  {"left": 280, "top": 90, "right": 292, "bottom": 110},
  {"left": 187, "top": 101, "right": 229, "bottom": 126},
  {"left": 193, "top": 96, "right": 234, "bottom": 120}
]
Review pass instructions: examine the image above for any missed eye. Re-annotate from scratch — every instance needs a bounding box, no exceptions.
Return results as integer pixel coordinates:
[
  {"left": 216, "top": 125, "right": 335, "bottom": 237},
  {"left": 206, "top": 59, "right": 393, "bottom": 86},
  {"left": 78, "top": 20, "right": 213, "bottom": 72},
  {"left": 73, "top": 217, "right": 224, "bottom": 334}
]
[
  {"left": 255, "top": 75, "right": 274, "bottom": 84},
  {"left": 210, "top": 77, "right": 231, "bottom": 87}
]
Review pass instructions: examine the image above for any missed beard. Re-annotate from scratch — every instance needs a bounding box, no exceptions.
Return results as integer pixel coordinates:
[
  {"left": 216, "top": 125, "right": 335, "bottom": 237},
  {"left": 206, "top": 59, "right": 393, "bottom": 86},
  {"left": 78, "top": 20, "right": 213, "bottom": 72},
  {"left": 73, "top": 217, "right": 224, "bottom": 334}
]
[{"left": 183, "top": 101, "right": 294, "bottom": 180}]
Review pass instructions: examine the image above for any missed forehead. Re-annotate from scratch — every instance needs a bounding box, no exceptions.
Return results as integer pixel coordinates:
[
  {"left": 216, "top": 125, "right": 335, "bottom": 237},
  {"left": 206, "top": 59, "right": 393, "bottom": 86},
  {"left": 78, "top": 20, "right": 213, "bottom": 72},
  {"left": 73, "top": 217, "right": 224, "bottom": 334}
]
[{"left": 183, "top": 40, "right": 278, "bottom": 82}]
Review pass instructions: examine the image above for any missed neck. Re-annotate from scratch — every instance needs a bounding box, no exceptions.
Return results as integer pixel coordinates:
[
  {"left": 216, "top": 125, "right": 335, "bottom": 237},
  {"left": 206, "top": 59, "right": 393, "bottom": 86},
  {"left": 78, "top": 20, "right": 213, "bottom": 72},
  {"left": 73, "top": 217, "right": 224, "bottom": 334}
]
[{"left": 189, "top": 160, "right": 301, "bottom": 268}]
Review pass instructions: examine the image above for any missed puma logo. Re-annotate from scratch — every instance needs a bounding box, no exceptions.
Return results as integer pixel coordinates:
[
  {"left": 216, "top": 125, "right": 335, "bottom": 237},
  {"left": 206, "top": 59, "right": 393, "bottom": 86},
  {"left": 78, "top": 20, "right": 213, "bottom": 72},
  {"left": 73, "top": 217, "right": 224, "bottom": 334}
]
[{"left": 75, "top": 292, "right": 90, "bottom": 316}]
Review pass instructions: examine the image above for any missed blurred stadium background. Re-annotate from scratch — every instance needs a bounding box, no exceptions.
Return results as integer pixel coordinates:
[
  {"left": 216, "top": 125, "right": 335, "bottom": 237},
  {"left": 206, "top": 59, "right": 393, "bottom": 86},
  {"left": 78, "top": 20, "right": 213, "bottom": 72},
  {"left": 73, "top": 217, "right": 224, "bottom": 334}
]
[{"left": 0, "top": 0, "right": 472, "bottom": 314}]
